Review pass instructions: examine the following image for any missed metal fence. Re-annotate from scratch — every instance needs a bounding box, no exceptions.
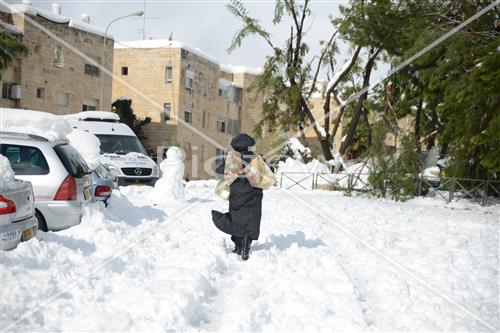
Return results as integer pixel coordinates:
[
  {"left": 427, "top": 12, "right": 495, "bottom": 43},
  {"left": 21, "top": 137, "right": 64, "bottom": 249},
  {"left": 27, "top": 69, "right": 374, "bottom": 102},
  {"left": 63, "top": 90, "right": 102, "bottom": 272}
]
[{"left": 278, "top": 171, "right": 500, "bottom": 206}]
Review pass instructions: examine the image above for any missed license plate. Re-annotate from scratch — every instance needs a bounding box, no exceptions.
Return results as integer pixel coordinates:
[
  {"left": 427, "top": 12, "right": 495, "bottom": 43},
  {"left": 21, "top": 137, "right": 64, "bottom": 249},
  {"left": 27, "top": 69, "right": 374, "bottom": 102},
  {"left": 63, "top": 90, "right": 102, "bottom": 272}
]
[
  {"left": 21, "top": 228, "right": 35, "bottom": 241},
  {"left": 84, "top": 186, "right": 92, "bottom": 200},
  {"left": 1, "top": 230, "right": 21, "bottom": 242}
]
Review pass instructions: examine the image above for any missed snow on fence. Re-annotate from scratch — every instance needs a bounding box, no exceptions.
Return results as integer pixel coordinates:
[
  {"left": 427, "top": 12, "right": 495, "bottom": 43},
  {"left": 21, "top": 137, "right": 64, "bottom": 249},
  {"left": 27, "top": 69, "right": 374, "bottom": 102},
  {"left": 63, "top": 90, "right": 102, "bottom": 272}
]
[{"left": 278, "top": 171, "right": 500, "bottom": 206}]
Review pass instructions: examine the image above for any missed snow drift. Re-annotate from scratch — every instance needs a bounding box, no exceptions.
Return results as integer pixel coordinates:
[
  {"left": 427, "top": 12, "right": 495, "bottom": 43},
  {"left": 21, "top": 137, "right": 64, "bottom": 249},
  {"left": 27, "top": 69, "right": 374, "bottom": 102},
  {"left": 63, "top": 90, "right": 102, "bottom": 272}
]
[{"left": 1, "top": 182, "right": 497, "bottom": 331}]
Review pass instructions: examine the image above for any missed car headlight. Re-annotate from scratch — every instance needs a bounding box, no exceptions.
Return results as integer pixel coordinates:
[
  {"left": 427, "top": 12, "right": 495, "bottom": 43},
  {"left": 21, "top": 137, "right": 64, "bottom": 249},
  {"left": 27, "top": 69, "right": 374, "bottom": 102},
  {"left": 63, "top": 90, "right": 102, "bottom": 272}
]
[{"left": 105, "top": 164, "right": 121, "bottom": 178}]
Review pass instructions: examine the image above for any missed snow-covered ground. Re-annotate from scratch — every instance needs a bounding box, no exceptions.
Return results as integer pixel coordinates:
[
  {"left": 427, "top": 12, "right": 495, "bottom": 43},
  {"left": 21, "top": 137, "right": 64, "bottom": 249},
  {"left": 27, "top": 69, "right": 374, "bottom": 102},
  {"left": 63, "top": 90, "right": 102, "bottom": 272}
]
[{"left": 1, "top": 182, "right": 498, "bottom": 331}]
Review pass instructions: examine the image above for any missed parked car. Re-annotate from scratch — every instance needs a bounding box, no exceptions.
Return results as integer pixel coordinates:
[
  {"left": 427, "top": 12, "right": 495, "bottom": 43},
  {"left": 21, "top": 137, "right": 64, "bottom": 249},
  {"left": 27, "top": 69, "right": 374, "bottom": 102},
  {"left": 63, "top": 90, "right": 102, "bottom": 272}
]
[
  {"left": 91, "top": 163, "right": 117, "bottom": 202},
  {"left": 0, "top": 166, "right": 37, "bottom": 250},
  {"left": 0, "top": 132, "right": 92, "bottom": 231},
  {"left": 64, "top": 111, "right": 160, "bottom": 186}
]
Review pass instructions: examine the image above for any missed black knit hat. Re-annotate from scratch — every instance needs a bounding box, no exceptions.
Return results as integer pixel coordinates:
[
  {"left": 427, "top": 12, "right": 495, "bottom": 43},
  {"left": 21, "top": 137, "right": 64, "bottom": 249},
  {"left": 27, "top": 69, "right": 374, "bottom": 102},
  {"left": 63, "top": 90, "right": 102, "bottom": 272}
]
[{"left": 230, "top": 133, "right": 256, "bottom": 152}]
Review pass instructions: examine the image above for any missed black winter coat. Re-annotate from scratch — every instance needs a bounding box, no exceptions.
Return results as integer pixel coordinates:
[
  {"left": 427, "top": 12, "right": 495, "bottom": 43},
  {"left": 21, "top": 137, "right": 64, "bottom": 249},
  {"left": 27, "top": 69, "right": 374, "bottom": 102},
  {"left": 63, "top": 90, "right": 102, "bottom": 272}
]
[
  {"left": 212, "top": 133, "right": 264, "bottom": 240},
  {"left": 212, "top": 173, "right": 263, "bottom": 240}
]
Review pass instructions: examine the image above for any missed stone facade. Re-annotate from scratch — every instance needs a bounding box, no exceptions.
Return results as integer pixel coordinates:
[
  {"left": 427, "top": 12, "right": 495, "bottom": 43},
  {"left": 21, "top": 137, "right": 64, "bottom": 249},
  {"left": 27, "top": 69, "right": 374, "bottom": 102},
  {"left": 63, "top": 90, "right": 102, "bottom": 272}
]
[
  {"left": 112, "top": 41, "right": 262, "bottom": 179},
  {"left": 0, "top": 4, "right": 113, "bottom": 114}
]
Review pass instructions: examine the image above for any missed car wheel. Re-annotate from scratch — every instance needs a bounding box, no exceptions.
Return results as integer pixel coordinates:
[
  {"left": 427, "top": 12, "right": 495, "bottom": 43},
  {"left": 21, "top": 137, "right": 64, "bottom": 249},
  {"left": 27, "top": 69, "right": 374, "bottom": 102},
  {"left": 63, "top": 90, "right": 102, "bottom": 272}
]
[{"left": 35, "top": 210, "right": 48, "bottom": 232}]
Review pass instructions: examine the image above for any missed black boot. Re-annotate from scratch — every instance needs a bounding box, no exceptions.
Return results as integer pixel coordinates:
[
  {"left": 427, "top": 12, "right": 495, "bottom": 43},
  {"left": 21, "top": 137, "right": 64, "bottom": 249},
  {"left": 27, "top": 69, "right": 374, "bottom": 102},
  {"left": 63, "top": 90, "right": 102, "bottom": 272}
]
[
  {"left": 231, "top": 236, "right": 242, "bottom": 255},
  {"left": 241, "top": 236, "right": 252, "bottom": 261}
]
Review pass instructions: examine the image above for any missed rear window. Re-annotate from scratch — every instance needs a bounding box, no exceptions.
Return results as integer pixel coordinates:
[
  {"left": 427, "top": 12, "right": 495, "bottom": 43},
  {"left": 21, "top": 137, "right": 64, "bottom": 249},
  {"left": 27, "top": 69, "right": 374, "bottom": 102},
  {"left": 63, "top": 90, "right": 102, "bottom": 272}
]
[
  {"left": 1, "top": 144, "right": 49, "bottom": 175},
  {"left": 53, "top": 144, "right": 90, "bottom": 178}
]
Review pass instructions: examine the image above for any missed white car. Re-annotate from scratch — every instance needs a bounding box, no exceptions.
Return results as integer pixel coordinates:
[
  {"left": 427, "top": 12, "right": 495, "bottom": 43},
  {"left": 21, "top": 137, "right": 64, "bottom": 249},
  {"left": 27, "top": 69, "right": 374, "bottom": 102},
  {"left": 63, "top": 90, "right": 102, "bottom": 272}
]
[
  {"left": 64, "top": 111, "right": 159, "bottom": 186},
  {"left": 1, "top": 132, "right": 92, "bottom": 231}
]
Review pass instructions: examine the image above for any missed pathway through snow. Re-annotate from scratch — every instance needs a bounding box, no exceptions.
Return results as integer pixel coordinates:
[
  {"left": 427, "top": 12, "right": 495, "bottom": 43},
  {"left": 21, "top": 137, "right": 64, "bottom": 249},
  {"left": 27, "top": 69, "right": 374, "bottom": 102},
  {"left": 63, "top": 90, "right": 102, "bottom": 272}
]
[{"left": 1, "top": 181, "right": 498, "bottom": 331}]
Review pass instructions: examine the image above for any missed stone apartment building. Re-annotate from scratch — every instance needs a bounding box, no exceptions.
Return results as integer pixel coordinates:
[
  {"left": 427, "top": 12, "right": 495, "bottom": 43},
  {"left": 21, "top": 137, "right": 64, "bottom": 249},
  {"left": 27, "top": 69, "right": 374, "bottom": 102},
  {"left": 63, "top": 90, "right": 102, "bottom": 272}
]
[
  {"left": 113, "top": 40, "right": 344, "bottom": 179},
  {"left": 0, "top": 1, "right": 113, "bottom": 114},
  {"left": 112, "top": 39, "right": 265, "bottom": 179}
]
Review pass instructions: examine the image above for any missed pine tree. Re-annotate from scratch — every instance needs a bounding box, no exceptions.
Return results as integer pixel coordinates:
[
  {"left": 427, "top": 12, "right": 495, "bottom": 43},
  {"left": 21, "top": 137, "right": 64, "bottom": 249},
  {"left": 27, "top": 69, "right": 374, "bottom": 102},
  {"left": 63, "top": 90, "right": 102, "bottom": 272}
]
[
  {"left": 0, "top": 31, "right": 28, "bottom": 73},
  {"left": 111, "top": 98, "right": 151, "bottom": 140}
]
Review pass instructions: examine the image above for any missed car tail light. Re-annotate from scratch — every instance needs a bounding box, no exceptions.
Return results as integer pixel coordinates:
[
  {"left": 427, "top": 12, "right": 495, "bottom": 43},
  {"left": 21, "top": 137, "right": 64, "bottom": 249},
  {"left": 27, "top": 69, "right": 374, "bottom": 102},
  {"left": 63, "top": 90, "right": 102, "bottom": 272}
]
[
  {"left": 0, "top": 196, "right": 16, "bottom": 215},
  {"left": 95, "top": 185, "right": 112, "bottom": 197},
  {"left": 54, "top": 176, "right": 77, "bottom": 201}
]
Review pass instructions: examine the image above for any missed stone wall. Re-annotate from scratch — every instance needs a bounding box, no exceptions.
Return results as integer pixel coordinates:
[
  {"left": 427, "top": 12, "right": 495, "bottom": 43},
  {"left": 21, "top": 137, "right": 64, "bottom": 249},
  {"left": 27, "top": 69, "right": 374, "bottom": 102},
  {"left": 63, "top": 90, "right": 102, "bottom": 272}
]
[{"left": 0, "top": 13, "right": 113, "bottom": 114}]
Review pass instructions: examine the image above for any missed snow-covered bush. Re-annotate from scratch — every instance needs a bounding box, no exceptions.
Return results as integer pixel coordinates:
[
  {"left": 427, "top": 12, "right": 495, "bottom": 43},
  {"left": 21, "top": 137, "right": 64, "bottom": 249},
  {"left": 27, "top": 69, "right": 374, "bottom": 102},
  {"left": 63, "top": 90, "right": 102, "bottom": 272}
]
[{"left": 280, "top": 138, "right": 313, "bottom": 164}]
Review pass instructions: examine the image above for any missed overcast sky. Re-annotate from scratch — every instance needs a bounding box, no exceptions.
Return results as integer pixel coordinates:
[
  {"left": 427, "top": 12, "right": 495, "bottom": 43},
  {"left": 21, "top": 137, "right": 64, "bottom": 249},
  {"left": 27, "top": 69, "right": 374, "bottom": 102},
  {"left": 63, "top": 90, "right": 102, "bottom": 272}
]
[{"left": 28, "top": 0, "right": 356, "bottom": 73}]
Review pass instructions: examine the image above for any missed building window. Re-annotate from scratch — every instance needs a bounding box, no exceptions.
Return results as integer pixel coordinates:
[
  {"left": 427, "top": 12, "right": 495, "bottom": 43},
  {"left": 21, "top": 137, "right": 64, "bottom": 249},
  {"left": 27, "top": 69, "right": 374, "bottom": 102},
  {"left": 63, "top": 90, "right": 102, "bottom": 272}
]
[
  {"left": 1, "top": 82, "right": 13, "bottom": 100},
  {"left": 82, "top": 98, "right": 99, "bottom": 111},
  {"left": 36, "top": 87, "right": 45, "bottom": 99},
  {"left": 56, "top": 92, "right": 69, "bottom": 106},
  {"left": 121, "top": 67, "right": 128, "bottom": 75},
  {"left": 163, "top": 103, "right": 171, "bottom": 121},
  {"left": 165, "top": 67, "right": 173, "bottom": 84},
  {"left": 82, "top": 104, "right": 97, "bottom": 111},
  {"left": 54, "top": 45, "right": 64, "bottom": 67},
  {"left": 185, "top": 70, "right": 194, "bottom": 90},
  {"left": 216, "top": 119, "right": 226, "bottom": 133},
  {"left": 84, "top": 63, "right": 100, "bottom": 76},
  {"left": 184, "top": 109, "right": 192, "bottom": 123},
  {"left": 215, "top": 148, "right": 226, "bottom": 165}
]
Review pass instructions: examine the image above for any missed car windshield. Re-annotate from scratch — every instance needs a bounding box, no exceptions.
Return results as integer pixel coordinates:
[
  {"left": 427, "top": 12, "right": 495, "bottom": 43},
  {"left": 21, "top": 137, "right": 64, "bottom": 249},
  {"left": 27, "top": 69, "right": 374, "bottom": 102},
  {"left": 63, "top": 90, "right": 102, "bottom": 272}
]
[{"left": 96, "top": 135, "right": 147, "bottom": 156}]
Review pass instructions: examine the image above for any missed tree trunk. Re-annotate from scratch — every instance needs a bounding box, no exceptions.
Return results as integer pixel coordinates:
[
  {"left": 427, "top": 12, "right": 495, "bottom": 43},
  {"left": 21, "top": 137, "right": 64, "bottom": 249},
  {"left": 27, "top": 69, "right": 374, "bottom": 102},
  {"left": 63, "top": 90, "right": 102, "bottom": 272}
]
[
  {"left": 426, "top": 110, "right": 439, "bottom": 150},
  {"left": 300, "top": 97, "right": 334, "bottom": 160},
  {"left": 415, "top": 98, "right": 423, "bottom": 152},
  {"left": 362, "top": 108, "right": 371, "bottom": 149},
  {"left": 339, "top": 49, "right": 380, "bottom": 155},
  {"left": 331, "top": 100, "right": 346, "bottom": 144}
]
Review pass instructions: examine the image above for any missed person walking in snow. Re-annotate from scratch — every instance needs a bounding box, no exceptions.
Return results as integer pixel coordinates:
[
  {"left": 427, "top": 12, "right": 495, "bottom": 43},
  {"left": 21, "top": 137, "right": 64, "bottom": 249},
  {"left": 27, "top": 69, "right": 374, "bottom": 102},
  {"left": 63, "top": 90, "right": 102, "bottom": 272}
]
[{"left": 212, "top": 133, "right": 274, "bottom": 261}]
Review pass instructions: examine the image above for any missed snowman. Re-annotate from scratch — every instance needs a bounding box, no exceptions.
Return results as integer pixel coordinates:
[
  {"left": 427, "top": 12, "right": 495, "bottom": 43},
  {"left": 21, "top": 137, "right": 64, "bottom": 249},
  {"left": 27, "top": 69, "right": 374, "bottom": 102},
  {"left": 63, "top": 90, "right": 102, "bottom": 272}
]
[{"left": 153, "top": 146, "right": 185, "bottom": 201}]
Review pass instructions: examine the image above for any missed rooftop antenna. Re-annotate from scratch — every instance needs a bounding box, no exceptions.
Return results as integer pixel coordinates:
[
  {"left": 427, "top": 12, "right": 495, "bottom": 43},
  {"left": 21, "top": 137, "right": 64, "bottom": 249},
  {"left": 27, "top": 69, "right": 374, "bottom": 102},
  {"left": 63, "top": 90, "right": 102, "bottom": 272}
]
[
  {"left": 134, "top": 0, "right": 163, "bottom": 40},
  {"left": 168, "top": 32, "right": 173, "bottom": 41}
]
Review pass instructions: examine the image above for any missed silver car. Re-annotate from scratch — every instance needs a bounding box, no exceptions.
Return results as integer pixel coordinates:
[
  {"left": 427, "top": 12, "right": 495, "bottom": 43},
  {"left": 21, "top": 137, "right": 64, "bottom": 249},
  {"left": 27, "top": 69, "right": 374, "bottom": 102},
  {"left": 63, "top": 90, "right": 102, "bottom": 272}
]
[
  {"left": 0, "top": 132, "right": 92, "bottom": 231},
  {"left": 0, "top": 178, "right": 37, "bottom": 250},
  {"left": 91, "top": 163, "right": 117, "bottom": 203}
]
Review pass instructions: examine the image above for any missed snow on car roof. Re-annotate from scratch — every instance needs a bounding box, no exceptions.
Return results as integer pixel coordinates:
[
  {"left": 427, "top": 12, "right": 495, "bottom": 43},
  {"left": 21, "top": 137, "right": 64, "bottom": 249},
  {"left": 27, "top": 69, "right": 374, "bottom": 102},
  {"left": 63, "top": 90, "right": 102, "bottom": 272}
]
[
  {"left": 0, "top": 108, "right": 72, "bottom": 142},
  {"left": 69, "top": 118, "right": 136, "bottom": 136},
  {"left": 63, "top": 111, "right": 120, "bottom": 122}
]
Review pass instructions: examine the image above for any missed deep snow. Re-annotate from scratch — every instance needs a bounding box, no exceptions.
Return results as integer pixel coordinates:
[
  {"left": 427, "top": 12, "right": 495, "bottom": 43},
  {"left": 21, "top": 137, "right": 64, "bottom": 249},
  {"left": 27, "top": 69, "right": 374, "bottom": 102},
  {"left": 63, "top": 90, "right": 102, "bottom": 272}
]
[{"left": 1, "top": 182, "right": 498, "bottom": 331}]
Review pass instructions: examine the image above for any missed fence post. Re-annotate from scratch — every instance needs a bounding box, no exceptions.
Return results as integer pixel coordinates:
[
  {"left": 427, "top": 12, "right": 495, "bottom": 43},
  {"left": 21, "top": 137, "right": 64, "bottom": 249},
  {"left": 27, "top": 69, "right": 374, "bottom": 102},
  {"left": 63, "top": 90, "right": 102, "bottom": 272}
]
[
  {"left": 312, "top": 173, "right": 316, "bottom": 190},
  {"left": 280, "top": 173, "right": 283, "bottom": 189},
  {"left": 482, "top": 180, "right": 489, "bottom": 206},
  {"left": 449, "top": 177, "right": 455, "bottom": 203}
]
